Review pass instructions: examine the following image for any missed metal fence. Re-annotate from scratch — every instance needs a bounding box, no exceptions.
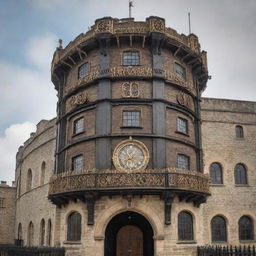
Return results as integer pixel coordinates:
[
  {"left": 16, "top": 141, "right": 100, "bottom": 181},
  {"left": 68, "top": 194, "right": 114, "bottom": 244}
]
[
  {"left": 198, "top": 245, "right": 256, "bottom": 256},
  {"left": 0, "top": 244, "right": 65, "bottom": 256}
]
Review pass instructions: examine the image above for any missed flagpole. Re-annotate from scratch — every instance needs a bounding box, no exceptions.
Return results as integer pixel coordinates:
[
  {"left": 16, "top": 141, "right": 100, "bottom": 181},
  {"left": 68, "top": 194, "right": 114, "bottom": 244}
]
[
  {"left": 129, "top": 1, "right": 131, "bottom": 18},
  {"left": 188, "top": 12, "right": 191, "bottom": 34}
]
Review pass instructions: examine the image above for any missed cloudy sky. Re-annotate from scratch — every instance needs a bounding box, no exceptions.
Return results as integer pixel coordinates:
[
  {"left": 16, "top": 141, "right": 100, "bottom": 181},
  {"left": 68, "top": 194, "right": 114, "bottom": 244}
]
[{"left": 0, "top": 0, "right": 255, "bottom": 185}]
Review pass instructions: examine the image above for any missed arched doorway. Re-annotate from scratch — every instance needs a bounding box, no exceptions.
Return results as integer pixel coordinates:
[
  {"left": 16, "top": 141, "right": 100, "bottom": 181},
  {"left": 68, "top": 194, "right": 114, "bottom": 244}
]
[{"left": 104, "top": 211, "right": 154, "bottom": 256}]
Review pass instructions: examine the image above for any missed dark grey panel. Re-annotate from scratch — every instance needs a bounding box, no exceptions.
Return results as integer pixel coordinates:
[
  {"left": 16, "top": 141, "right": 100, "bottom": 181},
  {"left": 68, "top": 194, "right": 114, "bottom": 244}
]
[
  {"left": 96, "top": 101, "right": 111, "bottom": 135},
  {"left": 153, "top": 102, "right": 165, "bottom": 135},
  {"left": 153, "top": 79, "right": 164, "bottom": 99},
  {"left": 95, "top": 138, "right": 112, "bottom": 169},
  {"left": 152, "top": 53, "right": 163, "bottom": 70},
  {"left": 153, "top": 138, "right": 166, "bottom": 169},
  {"left": 98, "top": 79, "right": 111, "bottom": 100},
  {"left": 100, "top": 54, "right": 110, "bottom": 70}
]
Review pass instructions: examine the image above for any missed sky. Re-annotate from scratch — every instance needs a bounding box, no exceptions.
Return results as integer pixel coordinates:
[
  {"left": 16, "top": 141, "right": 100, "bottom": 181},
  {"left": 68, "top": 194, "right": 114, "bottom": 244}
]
[{"left": 0, "top": 0, "right": 255, "bottom": 185}]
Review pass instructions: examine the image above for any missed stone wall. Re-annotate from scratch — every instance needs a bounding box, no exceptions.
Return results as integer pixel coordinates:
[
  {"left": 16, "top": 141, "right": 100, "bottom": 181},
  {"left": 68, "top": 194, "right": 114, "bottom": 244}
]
[{"left": 0, "top": 182, "right": 16, "bottom": 244}]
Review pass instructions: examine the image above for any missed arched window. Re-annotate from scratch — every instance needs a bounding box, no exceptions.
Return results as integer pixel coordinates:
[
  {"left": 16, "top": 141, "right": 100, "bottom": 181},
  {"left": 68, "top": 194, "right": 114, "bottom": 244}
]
[
  {"left": 210, "top": 163, "right": 223, "bottom": 184},
  {"left": 18, "top": 223, "right": 22, "bottom": 240},
  {"left": 27, "top": 221, "right": 34, "bottom": 246},
  {"left": 67, "top": 212, "right": 82, "bottom": 241},
  {"left": 39, "top": 219, "right": 45, "bottom": 246},
  {"left": 178, "top": 211, "right": 193, "bottom": 240},
  {"left": 235, "top": 164, "right": 247, "bottom": 184},
  {"left": 211, "top": 216, "right": 227, "bottom": 242},
  {"left": 46, "top": 219, "right": 52, "bottom": 246},
  {"left": 122, "top": 51, "right": 140, "bottom": 66},
  {"left": 26, "top": 169, "right": 32, "bottom": 191},
  {"left": 40, "top": 162, "right": 46, "bottom": 186},
  {"left": 239, "top": 216, "right": 254, "bottom": 241},
  {"left": 236, "top": 125, "right": 244, "bottom": 138}
]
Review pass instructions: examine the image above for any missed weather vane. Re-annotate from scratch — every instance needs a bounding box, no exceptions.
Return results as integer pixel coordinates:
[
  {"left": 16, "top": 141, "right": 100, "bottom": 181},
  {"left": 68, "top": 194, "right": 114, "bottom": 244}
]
[{"left": 129, "top": 0, "right": 133, "bottom": 18}]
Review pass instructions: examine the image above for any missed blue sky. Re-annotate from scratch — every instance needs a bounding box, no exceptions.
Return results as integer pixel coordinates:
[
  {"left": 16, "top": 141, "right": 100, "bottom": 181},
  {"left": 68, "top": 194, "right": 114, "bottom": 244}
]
[{"left": 0, "top": 0, "right": 256, "bottom": 184}]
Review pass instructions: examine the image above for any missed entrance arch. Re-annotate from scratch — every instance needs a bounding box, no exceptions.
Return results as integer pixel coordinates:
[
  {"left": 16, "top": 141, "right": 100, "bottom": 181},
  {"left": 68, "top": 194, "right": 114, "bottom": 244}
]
[{"left": 104, "top": 211, "right": 154, "bottom": 256}]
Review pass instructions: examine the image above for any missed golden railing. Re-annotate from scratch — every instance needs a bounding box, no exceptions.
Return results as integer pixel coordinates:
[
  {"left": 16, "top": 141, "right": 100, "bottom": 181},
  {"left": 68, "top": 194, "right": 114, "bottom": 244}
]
[{"left": 49, "top": 168, "right": 210, "bottom": 195}]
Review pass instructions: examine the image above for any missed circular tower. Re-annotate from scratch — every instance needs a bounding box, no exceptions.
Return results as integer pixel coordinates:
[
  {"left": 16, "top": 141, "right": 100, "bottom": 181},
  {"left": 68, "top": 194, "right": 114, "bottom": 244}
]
[{"left": 49, "top": 16, "right": 209, "bottom": 256}]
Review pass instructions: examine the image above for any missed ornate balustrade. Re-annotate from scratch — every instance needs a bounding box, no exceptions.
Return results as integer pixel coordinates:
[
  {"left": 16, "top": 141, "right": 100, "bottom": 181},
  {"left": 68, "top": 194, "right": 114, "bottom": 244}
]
[{"left": 49, "top": 168, "right": 210, "bottom": 195}]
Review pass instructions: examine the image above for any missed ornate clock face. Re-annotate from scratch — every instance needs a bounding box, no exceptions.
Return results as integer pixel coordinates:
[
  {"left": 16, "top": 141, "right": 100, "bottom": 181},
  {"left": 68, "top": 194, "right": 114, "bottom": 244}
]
[{"left": 113, "top": 138, "right": 149, "bottom": 171}]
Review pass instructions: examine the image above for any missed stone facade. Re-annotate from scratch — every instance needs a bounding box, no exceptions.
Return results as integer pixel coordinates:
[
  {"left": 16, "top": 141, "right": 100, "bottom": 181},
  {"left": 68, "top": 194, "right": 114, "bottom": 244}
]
[{"left": 0, "top": 16, "right": 255, "bottom": 256}]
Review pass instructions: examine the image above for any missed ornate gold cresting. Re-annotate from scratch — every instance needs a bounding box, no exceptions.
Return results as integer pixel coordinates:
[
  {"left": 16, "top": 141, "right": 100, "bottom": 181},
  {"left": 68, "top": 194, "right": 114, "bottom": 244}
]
[
  {"left": 48, "top": 168, "right": 210, "bottom": 195},
  {"left": 95, "top": 18, "right": 114, "bottom": 34},
  {"left": 122, "top": 82, "right": 139, "bottom": 98},
  {"left": 149, "top": 17, "right": 165, "bottom": 33},
  {"left": 112, "top": 137, "right": 150, "bottom": 172}
]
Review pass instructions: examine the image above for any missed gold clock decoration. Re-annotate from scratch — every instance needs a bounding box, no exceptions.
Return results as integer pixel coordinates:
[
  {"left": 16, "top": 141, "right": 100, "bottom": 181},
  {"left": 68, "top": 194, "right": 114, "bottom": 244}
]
[{"left": 112, "top": 137, "right": 149, "bottom": 171}]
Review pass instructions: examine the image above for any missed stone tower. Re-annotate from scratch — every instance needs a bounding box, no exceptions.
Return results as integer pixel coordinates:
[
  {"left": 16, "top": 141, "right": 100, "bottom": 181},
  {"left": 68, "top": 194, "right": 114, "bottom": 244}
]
[{"left": 49, "top": 16, "right": 209, "bottom": 256}]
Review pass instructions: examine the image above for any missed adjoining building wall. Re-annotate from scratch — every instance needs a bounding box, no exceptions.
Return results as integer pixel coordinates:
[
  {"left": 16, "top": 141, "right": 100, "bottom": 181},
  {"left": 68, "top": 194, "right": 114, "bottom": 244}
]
[
  {"left": 201, "top": 98, "right": 256, "bottom": 245},
  {"left": 15, "top": 118, "right": 57, "bottom": 246},
  {"left": 0, "top": 182, "right": 16, "bottom": 244}
]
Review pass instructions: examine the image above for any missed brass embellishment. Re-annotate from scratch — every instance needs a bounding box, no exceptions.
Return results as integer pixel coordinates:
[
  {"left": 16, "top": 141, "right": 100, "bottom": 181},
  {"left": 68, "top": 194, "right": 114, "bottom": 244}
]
[
  {"left": 177, "top": 92, "right": 193, "bottom": 109},
  {"left": 48, "top": 168, "right": 210, "bottom": 195},
  {"left": 149, "top": 18, "right": 165, "bottom": 33},
  {"left": 95, "top": 19, "right": 114, "bottom": 34},
  {"left": 70, "top": 91, "right": 89, "bottom": 108},
  {"left": 122, "top": 82, "right": 139, "bottom": 98},
  {"left": 112, "top": 137, "right": 149, "bottom": 172}
]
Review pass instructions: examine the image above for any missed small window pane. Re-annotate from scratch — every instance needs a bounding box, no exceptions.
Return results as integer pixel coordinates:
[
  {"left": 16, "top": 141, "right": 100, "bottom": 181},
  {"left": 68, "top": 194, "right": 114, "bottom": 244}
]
[
  {"left": 210, "top": 163, "right": 223, "bottom": 184},
  {"left": 67, "top": 212, "right": 81, "bottom": 241},
  {"left": 178, "top": 211, "right": 193, "bottom": 240},
  {"left": 74, "top": 118, "right": 84, "bottom": 135},
  {"left": 235, "top": 164, "right": 247, "bottom": 184},
  {"left": 177, "top": 117, "right": 188, "bottom": 134},
  {"left": 78, "top": 63, "right": 89, "bottom": 78},
  {"left": 239, "top": 216, "right": 254, "bottom": 241},
  {"left": 177, "top": 154, "right": 189, "bottom": 170},
  {"left": 211, "top": 216, "right": 227, "bottom": 242},
  {"left": 72, "top": 155, "right": 84, "bottom": 171},
  {"left": 236, "top": 126, "right": 244, "bottom": 138},
  {"left": 175, "top": 63, "right": 186, "bottom": 80},
  {"left": 123, "top": 51, "right": 139, "bottom": 66},
  {"left": 123, "top": 111, "right": 140, "bottom": 127}
]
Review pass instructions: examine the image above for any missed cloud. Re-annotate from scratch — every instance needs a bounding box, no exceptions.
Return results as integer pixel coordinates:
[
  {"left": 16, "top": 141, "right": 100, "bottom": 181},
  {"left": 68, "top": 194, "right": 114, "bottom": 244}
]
[
  {"left": 26, "top": 33, "right": 58, "bottom": 70},
  {"left": 0, "top": 122, "right": 36, "bottom": 185}
]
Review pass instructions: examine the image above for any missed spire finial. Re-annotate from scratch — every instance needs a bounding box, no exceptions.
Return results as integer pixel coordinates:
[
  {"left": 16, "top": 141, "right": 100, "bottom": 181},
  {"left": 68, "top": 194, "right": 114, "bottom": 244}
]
[
  {"left": 58, "top": 39, "right": 63, "bottom": 49},
  {"left": 129, "top": 1, "right": 133, "bottom": 18}
]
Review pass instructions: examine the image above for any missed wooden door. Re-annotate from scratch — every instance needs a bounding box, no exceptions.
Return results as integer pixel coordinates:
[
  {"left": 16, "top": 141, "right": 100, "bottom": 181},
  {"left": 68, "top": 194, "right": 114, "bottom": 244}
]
[{"left": 116, "top": 225, "right": 143, "bottom": 256}]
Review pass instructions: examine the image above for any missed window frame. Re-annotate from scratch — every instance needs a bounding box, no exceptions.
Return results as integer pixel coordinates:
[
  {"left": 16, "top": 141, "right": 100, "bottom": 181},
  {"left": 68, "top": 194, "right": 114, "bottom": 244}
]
[
  {"left": 210, "top": 162, "right": 223, "bottom": 185},
  {"left": 78, "top": 62, "right": 89, "bottom": 79},
  {"left": 176, "top": 117, "right": 188, "bottom": 135},
  {"left": 122, "top": 110, "right": 141, "bottom": 128},
  {"left": 234, "top": 163, "right": 248, "bottom": 185},
  {"left": 178, "top": 211, "right": 194, "bottom": 241},
  {"left": 71, "top": 155, "right": 84, "bottom": 172},
  {"left": 67, "top": 211, "right": 82, "bottom": 241},
  {"left": 236, "top": 125, "right": 244, "bottom": 138},
  {"left": 177, "top": 154, "right": 190, "bottom": 170},
  {"left": 175, "top": 62, "right": 186, "bottom": 80},
  {"left": 211, "top": 216, "right": 227, "bottom": 242},
  {"left": 239, "top": 216, "right": 254, "bottom": 241},
  {"left": 73, "top": 117, "right": 85, "bottom": 136},
  {"left": 122, "top": 51, "right": 140, "bottom": 66}
]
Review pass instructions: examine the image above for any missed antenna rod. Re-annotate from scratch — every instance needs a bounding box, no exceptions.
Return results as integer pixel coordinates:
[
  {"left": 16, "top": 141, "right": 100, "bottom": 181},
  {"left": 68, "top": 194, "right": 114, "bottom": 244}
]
[
  {"left": 129, "top": 1, "right": 133, "bottom": 18},
  {"left": 188, "top": 12, "right": 191, "bottom": 34}
]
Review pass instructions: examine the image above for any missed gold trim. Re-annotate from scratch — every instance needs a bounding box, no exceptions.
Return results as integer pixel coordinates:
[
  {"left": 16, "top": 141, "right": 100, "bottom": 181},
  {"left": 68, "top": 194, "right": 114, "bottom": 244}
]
[{"left": 112, "top": 137, "right": 149, "bottom": 172}]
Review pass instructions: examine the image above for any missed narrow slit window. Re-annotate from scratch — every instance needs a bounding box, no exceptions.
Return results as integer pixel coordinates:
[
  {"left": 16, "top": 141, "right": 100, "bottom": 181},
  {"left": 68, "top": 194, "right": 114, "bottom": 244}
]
[
  {"left": 73, "top": 117, "right": 84, "bottom": 135},
  {"left": 177, "top": 154, "right": 189, "bottom": 170},
  {"left": 177, "top": 117, "right": 188, "bottom": 134},
  {"left": 175, "top": 63, "right": 186, "bottom": 80},
  {"left": 78, "top": 63, "right": 89, "bottom": 78},
  {"left": 72, "top": 155, "right": 84, "bottom": 171}
]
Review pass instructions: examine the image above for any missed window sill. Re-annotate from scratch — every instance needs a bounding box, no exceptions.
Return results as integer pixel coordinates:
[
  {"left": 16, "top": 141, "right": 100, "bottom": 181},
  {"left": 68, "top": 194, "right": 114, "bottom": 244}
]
[
  {"left": 63, "top": 241, "right": 81, "bottom": 245},
  {"left": 72, "top": 131, "right": 85, "bottom": 138},
  {"left": 235, "top": 184, "right": 249, "bottom": 187},
  {"left": 177, "top": 240, "right": 197, "bottom": 244},
  {"left": 175, "top": 131, "right": 189, "bottom": 137},
  {"left": 239, "top": 240, "right": 255, "bottom": 243},
  {"left": 120, "top": 126, "right": 143, "bottom": 129},
  {"left": 121, "top": 64, "right": 141, "bottom": 67},
  {"left": 210, "top": 184, "right": 225, "bottom": 187},
  {"left": 211, "top": 241, "right": 228, "bottom": 244}
]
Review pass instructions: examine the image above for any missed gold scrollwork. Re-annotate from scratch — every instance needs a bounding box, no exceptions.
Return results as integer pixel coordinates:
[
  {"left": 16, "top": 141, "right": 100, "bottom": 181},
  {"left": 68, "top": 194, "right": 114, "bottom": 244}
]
[
  {"left": 69, "top": 91, "right": 89, "bottom": 108},
  {"left": 95, "top": 19, "right": 114, "bottom": 34},
  {"left": 122, "top": 82, "right": 139, "bottom": 98},
  {"left": 149, "top": 18, "right": 165, "bottom": 33}
]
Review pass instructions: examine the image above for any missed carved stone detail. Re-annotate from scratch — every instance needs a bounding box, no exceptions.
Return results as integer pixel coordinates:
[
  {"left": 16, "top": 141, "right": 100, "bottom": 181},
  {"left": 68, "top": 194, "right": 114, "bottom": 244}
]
[
  {"left": 69, "top": 91, "right": 89, "bottom": 108},
  {"left": 176, "top": 92, "right": 193, "bottom": 109},
  {"left": 188, "top": 34, "right": 201, "bottom": 54},
  {"left": 95, "top": 19, "right": 114, "bottom": 34},
  {"left": 149, "top": 17, "right": 165, "bottom": 33},
  {"left": 122, "top": 82, "right": 139, "bottom": 98}
]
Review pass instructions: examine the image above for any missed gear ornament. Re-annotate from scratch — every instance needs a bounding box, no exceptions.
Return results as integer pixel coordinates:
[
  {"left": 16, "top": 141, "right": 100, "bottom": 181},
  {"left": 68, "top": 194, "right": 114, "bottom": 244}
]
[{"left": 112, "top": 137, "right": 149, "bottom": 171}]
